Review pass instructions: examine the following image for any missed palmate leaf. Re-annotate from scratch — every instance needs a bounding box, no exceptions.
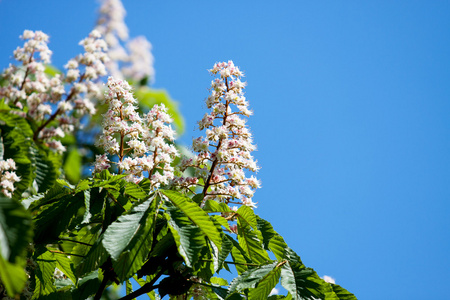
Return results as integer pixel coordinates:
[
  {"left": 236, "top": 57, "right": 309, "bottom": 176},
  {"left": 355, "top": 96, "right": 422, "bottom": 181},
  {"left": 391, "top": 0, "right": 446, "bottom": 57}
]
[
  {"left": 236, "top": 206, "right": 270, "bottom": 264},
  {"left": 30, "top": 144, "right": 59, "bottom": 193},
  {"left": 0, "top": 196, "right": 32, "bottom": 262},
  {"left": 76, "top": 237, "right": 109, "bottom": 278},
  {"left": 108, "top": 196, "right": 159, "bottom": 281},
  {"left": 161, "top": 190, "right": 222, "bottom": 251},
  {"left": 228, "top": 262, "right": 279, "bottom": 295},
  {"left": 280, "top": 248, "right": 324, "bottom": 300},
  {"left": 256, "top": 216, "right": 277, "bottom": 251},
  {"left": 134, "top": 87, "right": 185, "bottom": 135},
  {"left": 248, "top": 262, "right": 284, "bottom": 300},
  {"left": 53, "top": 252, "right": 77, "bottom": 285},
  {"left": 165, "top": 205, "right": 207, "bottom": 267},
  {"left": 203, "top": 199, "right": 232, "bottom": 213},
  {"left": 0, "top": 112, "right": 33, "bottom": 199},
  {"left": 269, "top": 234, "right": 290, "bottom": 262},
  {"left": 0, "top": 197, "right": 31, "bottom": 296},
  {"left": 330, "top": 283, "right": 357, "bottom": 300},
  {"left": 33, "top": 247, "right": 57, "bottom": 298},
  {"left": 0, "top": 254, "right": 28, "bottom": 297},
  {"left": 217, "top": 234, "right": 233, "bottom": 272},
  {"left": 33, "top": 191, "right": 85, "bottom": 243},
  {"left": 102, "top": 196, "right": 156, "bottom": 260},
  {"left": 63, "top": 146, "right": 82, "bottom": 184},
  {"left": 229, "top": 237, "right": 253, "bottom": 274}
]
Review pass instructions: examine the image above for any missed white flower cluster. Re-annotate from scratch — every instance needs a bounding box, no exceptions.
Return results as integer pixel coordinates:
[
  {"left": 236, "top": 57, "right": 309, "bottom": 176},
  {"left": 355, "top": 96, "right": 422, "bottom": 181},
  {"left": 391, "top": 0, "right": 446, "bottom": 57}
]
[
  {"left": 0, "top": 30, "right": 109, "bottom": 153},
  {"left": 95, "top": 0, "right": 155, "bottom": 83},
  {"left": 176, "top": 61, "right": 261, "bottom": 208},
  {"left": 0, "top": 158, "right": 20, "bottom": 198},
  {"left": 94, "top": 77, "right": 178, "bottom": 188}
]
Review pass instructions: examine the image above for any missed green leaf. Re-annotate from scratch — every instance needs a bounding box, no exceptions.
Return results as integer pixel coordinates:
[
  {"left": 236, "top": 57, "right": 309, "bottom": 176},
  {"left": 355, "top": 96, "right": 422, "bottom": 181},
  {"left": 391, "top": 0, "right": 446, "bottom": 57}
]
[
  {"left": 31, "top": 145, "right": 59, "bottom": 193},
  {"left": 102, "top": 196, "right": 156, "bottom": 260},
  {"left": 76, "top": 237, "right": 109, "bottom": 278},
  {"left": 110, "top": 196, "right": 159, "bottom": 281},
  {"left": 0, "top": 197, "right": 29, "bottom": 296},
  {"left": 228, "top": 262, "right": 278, "bottom": 295},
  {"left": 126, "top": 279, "right": 132, "bottom": 295},
  {"left": 33, "top": 191, "right": 84, "bottom": 243},
  {"left": 330, "top": 283, "right": 357, "bottom": 300},
  {"left": 212, "top": 215, "right": 231, "bottom": 231},
  {"left": 91, "top": 170, "right": 127, "bottom": 188},
  {"left": 236, "top": 206, "right": 270, "bottom": 264},
  {"left": 0, "top": 112, "right": 33, "bottom": 199},
  {"left": 73, "top": 270, "right": 102, "bottom": 299},
  {"left": 256, "top": 216, "right": 277, "bottom": 251},
  {"left": 53, "top": 252, "right": 77, "bottom": 285},
  {"left": 237, "top": 206, "right": 258, "bottom": 229},
  {"left": 124, "top": 181, "right": 148, "bottom": 200},
  {"left": 63, "top": 146, "right": 82, "bottom": 184},
  {"left": 203, "top": 199, "right": 232, "bottom": 213},
  {"left": 135, "top": 87, "right": 185, "bottom": 135},
  {"left": 22, "top": 193, "right": 45, "bottom": 209},
  {"left": 33, "top": 248, "right": 57, "bottom": 297},
  {"left": 162, "top": 190, "right": 222, "bottom": 251},
  {"left": 82, "top": 190, "right": 91, "bottom": 224},
  {"left": 0, "top": 196, "right": 33, "bottom": 262},
  {"left": 217, "top": 234, "right": 233, "bottom": 272},
  {"left": 230, "top": 237, "right": 253, "bottom": 274},
  {"left": 280, "top": 248, "right": 323, "bottom": 300},
  {"left": 269, "top": 234, "right": 289, "bottom": 262},
  {"left": 248, "top": 262, "right": 283, "bottom": 300},
  {"left": 0, "top": 254, "right": 28, "bottom": 297},
  {"left": 211, "top": 277, "right": 229, "bottom": 286},
  {"left": 165, "top": 205, "right": 207, "bottom": 267}
]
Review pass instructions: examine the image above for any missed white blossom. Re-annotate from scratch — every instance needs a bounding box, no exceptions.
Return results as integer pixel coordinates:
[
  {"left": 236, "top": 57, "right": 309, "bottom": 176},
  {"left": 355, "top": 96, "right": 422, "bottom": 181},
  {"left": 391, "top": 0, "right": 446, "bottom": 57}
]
[
  {"left": 93, "top": 77, "right": 178, "bottom": 189},
  {"left": 174, "top": 61, "right": 260, "bottom": 208}
]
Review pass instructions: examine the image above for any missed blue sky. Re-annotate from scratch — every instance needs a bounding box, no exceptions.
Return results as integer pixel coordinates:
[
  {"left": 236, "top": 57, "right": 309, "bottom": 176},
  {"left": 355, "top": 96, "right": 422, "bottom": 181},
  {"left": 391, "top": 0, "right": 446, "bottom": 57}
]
[{"left": 1, "top": 0, "right": 450, "bottom": 299}]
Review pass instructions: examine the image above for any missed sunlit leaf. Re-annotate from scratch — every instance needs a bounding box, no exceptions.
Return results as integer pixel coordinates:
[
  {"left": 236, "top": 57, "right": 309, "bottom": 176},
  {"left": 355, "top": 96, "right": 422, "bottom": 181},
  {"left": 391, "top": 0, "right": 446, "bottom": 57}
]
[
  {"left": 165, "top": 205, "right": 206, "bottom": 267},
  {"left": 228, "top": 262, "right": 278, "bottom": 295},
  {"left": 162, "top": 190, "right": 222, "bottom": 251}
]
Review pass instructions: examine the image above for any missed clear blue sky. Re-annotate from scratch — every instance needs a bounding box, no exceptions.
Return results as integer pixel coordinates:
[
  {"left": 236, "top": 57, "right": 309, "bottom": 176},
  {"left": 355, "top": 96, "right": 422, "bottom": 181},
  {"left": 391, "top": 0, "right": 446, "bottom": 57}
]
[{"left": 1, "top": 1, "right": 450, "bottom": 299}]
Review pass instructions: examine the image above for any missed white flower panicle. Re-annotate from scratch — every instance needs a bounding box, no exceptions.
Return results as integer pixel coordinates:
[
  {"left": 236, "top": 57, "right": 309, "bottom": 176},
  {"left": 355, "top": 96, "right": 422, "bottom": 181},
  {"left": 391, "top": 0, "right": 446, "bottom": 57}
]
[
  {"left": 95, "top": 0, "right": 155, "bottom": 83},
  {"left": 94, "top": 77, "right": 178, "bottom": 188},
  {"left": 0, "top": 158, "right": 20, "bottom": 198},
  {"left": 96, "top": 0, "right": 128, "bottom": 48},
  {"left": 175, "top": 61, "right": 261, "bottom": 208},
  {"left": 122, "top": 37, "right": 155, "bottom": 82},
  {"left": 0, "top": 30, "right": 109, "bottom": 153}
]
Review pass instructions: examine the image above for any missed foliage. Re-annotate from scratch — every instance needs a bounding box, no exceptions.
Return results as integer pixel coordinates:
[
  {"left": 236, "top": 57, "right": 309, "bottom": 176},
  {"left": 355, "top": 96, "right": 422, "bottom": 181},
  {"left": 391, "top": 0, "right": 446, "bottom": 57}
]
[{"left": 0, "top": 1, "right": 356, "bottom": 300}]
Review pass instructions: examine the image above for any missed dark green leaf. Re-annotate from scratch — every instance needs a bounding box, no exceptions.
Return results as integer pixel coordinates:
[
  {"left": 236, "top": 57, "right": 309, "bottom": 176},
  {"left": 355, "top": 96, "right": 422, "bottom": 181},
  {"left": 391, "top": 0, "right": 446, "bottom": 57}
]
[
  {"left": 230, "top": 238, "right": 253, "bottom": 274},
  {"left": 330, "top": 283, "right": 357, "bottom": 300},
  {"left": 162, "top": 190, "right": 222, "bottom": 251},
  {"left": 102, "top": 196, "right": 155, "bottom": 260},
  {"left": 280, "top": 248, "right": 323, "bottom": 300},
  {"left": 228, "top": 262, "right": 278, "bottom": 295},
  {"left": 248, "top": 262, "right": 283, "bottom": 300},
  {"left": 256, "top": 216, "right": 277, "bottom": 251},
  {"left": 0, "top": 196, "right": 33, "bottom": 262},
  {"left": 236, "top": 207, "right": 270, "bottom": 264},
  {"left": 33, "top": 192, "right": 84, "bottom": 243},
  {"left": 110, "top": 196, "right": 159, "bottom": 281},
  {"left": 165, "top": 205, "right": 206, "bottom": 267},
  {"left": 31, "top": 145, "right": 59, "bottom": 193}
]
